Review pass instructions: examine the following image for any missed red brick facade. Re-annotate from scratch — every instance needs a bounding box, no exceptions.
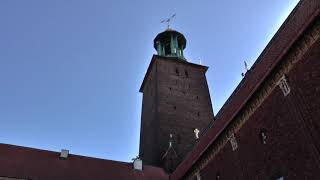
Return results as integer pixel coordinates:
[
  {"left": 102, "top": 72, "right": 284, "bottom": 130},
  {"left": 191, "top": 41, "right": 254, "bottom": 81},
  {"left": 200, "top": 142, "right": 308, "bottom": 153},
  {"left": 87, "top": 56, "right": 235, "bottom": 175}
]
[
  {"left": 0, "top": 0, "right": 319, "bottom": 179},
  {"left": 171, "top": 0, "right": 320, "bottom": 179},
  {"left": 200, "top": 41, "right": 320, "bottom": 179},
  {"left": 139, "top": 56, "right": 214, "bottom": 171}
]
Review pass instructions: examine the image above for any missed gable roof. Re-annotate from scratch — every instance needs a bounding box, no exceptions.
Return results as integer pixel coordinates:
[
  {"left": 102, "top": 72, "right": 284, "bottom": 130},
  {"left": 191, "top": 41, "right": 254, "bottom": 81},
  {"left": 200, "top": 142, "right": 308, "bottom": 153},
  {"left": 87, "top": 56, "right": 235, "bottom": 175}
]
[
  {"left": 170, "top": 0, "right": 320, "bottom": 179},
  {"left": 0, "top": 143, "right": 168, "bottom": 180}
]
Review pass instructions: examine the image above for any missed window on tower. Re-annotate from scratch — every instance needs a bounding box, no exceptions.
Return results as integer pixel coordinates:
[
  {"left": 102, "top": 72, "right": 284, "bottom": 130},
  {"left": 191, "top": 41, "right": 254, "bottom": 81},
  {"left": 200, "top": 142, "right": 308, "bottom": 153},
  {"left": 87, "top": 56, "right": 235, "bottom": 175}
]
[
  {"left": 165, "top": 43, "right": 171, "bottom": 55},
  {"left": 175, "top": 68, "right": 179, "bottom": 75},
  {"left": 185, "top": 70, "right": 189, "bottom": 78}
]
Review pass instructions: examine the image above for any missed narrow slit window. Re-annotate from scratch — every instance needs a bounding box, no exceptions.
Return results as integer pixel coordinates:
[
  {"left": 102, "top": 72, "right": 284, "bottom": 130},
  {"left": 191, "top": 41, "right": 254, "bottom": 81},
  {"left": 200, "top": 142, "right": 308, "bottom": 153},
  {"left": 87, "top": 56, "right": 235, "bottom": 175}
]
[
  {"left": 164, "top": 43, "right": 171, "bottom": 55},
  {"left": 175, "top": 68, "right": 179, "bottom": 75}
]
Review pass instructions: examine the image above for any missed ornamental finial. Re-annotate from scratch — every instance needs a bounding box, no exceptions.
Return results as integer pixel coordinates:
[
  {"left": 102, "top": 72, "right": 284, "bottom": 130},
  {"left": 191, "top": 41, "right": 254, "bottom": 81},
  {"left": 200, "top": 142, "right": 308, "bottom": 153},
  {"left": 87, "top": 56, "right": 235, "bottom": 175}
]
[{"left": 160, "top": 13, "right": 176, "bottom": 29}]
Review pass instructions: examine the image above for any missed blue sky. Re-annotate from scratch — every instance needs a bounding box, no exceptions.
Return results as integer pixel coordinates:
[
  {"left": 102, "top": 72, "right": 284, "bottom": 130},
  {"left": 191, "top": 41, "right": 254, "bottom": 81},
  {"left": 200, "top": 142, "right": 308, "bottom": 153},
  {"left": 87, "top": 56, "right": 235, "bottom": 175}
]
[{"left": 0, "top": 0, "right": 299, "bottom": 162}]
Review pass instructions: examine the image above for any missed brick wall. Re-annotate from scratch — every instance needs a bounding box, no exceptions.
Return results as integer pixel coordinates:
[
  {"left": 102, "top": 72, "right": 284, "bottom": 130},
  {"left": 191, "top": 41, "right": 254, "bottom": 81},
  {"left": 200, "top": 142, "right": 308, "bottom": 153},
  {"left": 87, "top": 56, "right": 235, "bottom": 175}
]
[
  {"left": 157, "top": 58, "right": 214, "bottom": 169},
  {"left": 199, "top": 39, "right": 320, "bottom": 180},
  {"left": 139, "top": 63, "right": 158, "bottom": 165},
  {"left": 139, "top": 56, "right": 214, "bottom": 171}
]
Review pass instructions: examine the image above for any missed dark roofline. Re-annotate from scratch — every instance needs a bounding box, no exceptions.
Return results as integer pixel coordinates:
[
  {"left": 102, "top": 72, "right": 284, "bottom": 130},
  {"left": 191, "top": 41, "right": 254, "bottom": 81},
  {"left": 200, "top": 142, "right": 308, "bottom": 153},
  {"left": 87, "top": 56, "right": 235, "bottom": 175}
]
[
  {"left": 170, "top": 1, "right": 320, "bottom": 179},
  {"left": 0, "top": 143, "right": 169, "bottom": 180},
  {"left": 139, "top": 55, "right": 208, "bottom": 93},
  {"left": 0, "top": 143, "right": 129, "bottom": 164}
]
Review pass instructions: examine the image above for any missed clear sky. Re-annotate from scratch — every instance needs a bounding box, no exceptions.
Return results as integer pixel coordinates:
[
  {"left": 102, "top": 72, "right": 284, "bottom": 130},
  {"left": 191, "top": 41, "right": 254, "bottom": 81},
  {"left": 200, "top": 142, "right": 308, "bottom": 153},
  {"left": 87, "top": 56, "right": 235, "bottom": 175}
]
[{"left": 0, "top": 0, "right": 299, "bottom": 162}]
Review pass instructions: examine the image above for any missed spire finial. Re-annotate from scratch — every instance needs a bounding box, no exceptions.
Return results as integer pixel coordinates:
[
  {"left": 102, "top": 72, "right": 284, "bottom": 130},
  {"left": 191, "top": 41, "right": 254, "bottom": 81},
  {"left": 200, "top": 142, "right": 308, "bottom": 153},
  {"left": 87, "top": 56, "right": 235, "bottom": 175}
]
[{"left": 161, "top": 13, "right": 176, "bottom": 29}]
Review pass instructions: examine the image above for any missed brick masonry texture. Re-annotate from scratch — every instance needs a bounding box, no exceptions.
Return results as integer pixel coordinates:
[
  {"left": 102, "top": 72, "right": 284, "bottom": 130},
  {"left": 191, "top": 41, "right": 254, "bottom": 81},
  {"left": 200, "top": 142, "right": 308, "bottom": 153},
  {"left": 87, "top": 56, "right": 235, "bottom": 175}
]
[
  {"left": 0, "top": 0, "right": 319, "bottom": 179},
  {"left": 139, "top": 56, "right": 214, "bottom": 171},
  {"left": 170, "top": 1, "right": 320, "bottom": 179},
  {"left": 199, "top": 33, "right": 320, "bottom": 180}
]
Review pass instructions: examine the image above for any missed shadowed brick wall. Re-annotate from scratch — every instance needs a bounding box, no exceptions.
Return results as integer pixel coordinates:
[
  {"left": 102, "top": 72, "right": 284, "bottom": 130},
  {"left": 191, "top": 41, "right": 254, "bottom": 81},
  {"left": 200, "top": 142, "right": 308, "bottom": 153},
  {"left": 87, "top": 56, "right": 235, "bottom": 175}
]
[
  {"left": 139, "top": 56, "right": 214, "bottom": 171},
  {"left": 199, "top": 39, "right": 320, "bottom": 180}
]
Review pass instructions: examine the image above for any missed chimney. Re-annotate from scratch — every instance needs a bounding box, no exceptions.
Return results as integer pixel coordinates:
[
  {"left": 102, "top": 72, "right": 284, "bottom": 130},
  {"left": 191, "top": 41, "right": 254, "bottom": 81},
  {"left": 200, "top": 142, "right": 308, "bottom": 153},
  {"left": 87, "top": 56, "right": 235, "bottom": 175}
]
[
  {"left": 60, "top": 149, "right": 69, "bottom": 159},
  {"left": 133, "top": 157, "right": 143, "bottom": 171}
]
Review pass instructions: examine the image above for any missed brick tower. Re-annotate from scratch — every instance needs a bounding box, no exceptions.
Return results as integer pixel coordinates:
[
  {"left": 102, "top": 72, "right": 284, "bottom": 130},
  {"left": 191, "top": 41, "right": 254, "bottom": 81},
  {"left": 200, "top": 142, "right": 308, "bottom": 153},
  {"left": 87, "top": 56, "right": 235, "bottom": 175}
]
[{"left": 139, "top": 28, "right": 214, "bottom": 172}]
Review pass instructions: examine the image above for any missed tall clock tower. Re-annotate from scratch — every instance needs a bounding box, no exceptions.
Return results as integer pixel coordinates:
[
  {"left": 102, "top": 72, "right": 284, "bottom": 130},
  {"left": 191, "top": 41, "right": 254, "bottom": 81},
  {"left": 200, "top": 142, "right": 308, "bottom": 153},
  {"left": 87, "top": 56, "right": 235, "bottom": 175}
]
[{"left": 139, "top": 28, "right": 214, "bottom": 172}]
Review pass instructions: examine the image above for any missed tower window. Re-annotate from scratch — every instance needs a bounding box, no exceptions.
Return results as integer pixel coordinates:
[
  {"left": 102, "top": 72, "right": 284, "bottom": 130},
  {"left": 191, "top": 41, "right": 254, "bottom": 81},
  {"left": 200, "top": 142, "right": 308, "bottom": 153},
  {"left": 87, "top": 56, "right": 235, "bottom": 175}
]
[
  {"left": 173, "top": 106, "right": 176, "bottom": 110},
  {"left": 172, "top": 48, "right": 177, "bottom": 54},
  {"left": 175, "top": 68, "right": 179, "bottom": 75},
  {"left": 185, "top": 70, "right": 189, "bottom": 78},
  {"left": 165, "top": 44, "right": 171, "bottom": 55}
]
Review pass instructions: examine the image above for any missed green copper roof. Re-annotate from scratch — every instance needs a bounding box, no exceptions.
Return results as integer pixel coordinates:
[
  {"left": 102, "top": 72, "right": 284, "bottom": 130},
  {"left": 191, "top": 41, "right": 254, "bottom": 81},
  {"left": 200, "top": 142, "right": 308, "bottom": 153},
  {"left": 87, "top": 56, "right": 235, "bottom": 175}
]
[{"left": 153, "top": 29, "right": 187, "bottom": 59}]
